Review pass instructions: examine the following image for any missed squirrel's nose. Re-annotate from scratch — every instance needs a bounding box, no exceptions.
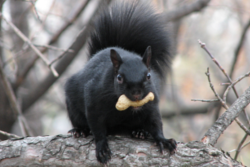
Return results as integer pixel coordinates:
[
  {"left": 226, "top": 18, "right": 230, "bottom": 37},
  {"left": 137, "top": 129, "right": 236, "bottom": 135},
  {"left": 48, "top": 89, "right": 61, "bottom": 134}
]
[
  {"left": 133, "top": 94, "right": 141, "bottom": 101},
  {"left": 131, "top": 90, "right": 142, "bottom": 101}
]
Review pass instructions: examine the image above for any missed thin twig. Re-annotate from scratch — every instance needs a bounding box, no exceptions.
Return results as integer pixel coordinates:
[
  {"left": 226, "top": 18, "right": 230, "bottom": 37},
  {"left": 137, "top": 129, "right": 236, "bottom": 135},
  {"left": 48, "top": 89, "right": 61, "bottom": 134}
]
[
  {"left": 48, "top": 0, "right": 90, "bottom": 45},
  {"left": 191, "top": 99, "right": 219, "bottom": 102},
  {"left": 20, "top": 115, "right": 34, "bottom": 136},
  {"left": 48, "top": 48, "right": 74, "bottom": 66},
  {"left": 234, "top": 118, "right": 250, "bottom": 135},
  {"left": 0, "top": 12, "right": 59, "bottom": 77},
  {"left": 205, "top": 68, "right": 228, "bottom": 109},
  {"left": 0, "top": 130, "right": 20, "bottom": 139},
  {"left": 164, "top": 0, "right": 211, "bottom": 22},
  {"left": 220, "top": 83, "right": 230, "bottom": 86},
  {"left": 234, "top": 133, "right": 248, "bottom": 160},
  {"left": 34, "top": 44, "right": 74, "bottom": 53},
  {"left": 229, "top": 18, "right": 250, "bottom": 78},
  {"left": 18, "top": 116, "right": 26, "bottom": 137},
  {"left": 223, "top": 71, "right": 250, "bottom": 102},
  {"left": 27, "top": 0, "right": 56, "bottom": 44},
  {"left": 30, "top": 0, "right": 41, "bottom": 22},
  {"left": 229, "top": 140, "right": 250, "bottom": 153},
  {"left": 198, "top": 40, "right": 232, "bottom": 82},
  {"left": 199, "top": 40, "right": 250, "bottom": 125}
]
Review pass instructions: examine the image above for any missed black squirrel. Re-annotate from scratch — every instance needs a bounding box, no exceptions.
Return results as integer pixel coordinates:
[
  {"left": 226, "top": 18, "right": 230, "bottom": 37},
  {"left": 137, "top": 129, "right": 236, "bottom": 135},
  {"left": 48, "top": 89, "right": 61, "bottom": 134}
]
[{"left": 65, "top": 1, "right": 177, "bottom": 164}]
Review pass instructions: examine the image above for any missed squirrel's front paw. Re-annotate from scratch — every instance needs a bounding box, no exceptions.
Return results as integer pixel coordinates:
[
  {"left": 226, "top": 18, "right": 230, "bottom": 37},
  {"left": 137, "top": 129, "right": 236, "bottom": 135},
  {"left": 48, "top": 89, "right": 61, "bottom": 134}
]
[
  {"left": 96, "top": 140, "right": 111, "bottom": 164},
  {"left": 131, "top": 129, "right": 150, "bottom": 139},
  {"left": 68, "top": 127, "right": 90, "bottom": 138},
  {"left": 157, "top": 138, "right": 177, "bottom": 154}
]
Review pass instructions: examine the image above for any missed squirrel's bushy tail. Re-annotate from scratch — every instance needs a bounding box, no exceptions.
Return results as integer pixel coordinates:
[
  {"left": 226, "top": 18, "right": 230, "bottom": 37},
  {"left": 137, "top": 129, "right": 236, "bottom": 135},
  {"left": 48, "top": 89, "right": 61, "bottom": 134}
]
[{"left": 89, "top": 1, "right": 171, "bottom": 77}]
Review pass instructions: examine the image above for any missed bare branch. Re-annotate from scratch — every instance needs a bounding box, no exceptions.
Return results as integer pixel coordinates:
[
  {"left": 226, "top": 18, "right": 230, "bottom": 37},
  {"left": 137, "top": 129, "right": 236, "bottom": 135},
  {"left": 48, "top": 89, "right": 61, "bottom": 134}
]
[
  {"left": 161, "top": 105, "right": 210, "bottom": 119},
  {"left": 229, "top": 140, "right": 250, "bottom": 153},
  {"left": 234, "top": 133, "right": 248, "bottom": 160},
  {"left": 48, "top": 0, "right": 90, "bottom": 45},
  {"left": 191, "top": 99, "right": 219, "bottom": 102},
  {"left": 198, "top": 41, "right": 241, "bottom": 102},
  {"left": 201, "top": 86, "right": 250, "bottom": 145},
  {"left": 198, "top": 41, "right": 250, "bottom": 151},
  {"left": 203, "top": 68, "right": 250, "bottom": 138},
  {"left": 164, "top": 0, "right": 211, "bottom": 22},
  {"left": 229, "top": 18, "right": 250, "bottom": 78},
  {"left": 220, "top": 83, "right": 230, "bottom": 86},
  {"left": 234, "top": 118, "right": 250, "bottom": 135},
  {"left": 223, "top": 71, "right": 250, "bottom": 102},
  {"left": 34, "top": 44, "right": 74, "bottom": 53},
  {"left": 21, "top": 0, "right": 106, "bottom": 112},
  {"left": 0, "top": 12, "right": 59, "bottom": 77},
  {"left": 198, "top": 40, "right": 230, "bottom": 81},
  {"left": 0, "top": 130, "right": 20, "bottom": 139},
  {"left": 48, "top": 50, "right": 74, "bottom": 67},
  {"left": 199, "top": 39, "right": 250, "bottom": 125},
  {"left": 203, "top": 72, "right": 250, "bottom": 146},
  {"left": 14, "top": 0, "right": 91, "bottom": 89},
  {"left": 30, "top": 0, "right": 41, "bottom": 22},
  {"left": 205, "top": 68, "right": 228, "bottom": 109}
]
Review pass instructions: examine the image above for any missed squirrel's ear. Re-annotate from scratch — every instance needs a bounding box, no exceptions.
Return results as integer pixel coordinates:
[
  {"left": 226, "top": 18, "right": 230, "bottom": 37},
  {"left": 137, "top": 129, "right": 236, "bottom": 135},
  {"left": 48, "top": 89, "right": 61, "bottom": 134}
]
[
  {"left": 142, "top": 46, "right": 151, "bottom": 68},
  {"left": 110, "top": 49, "right": 122, "bottom": 74}
]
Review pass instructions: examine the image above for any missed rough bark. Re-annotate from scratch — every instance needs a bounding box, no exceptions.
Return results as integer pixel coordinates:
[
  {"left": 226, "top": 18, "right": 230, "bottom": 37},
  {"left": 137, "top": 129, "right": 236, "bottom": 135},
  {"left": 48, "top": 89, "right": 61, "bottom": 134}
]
[{"left": 0, "top": 135, "right": 245, "bottom": 167}]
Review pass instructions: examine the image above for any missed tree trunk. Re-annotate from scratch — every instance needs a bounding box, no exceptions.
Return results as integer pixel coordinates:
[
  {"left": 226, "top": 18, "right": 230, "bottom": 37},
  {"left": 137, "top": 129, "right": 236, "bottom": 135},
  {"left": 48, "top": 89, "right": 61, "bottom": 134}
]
[
  {"left": 0, "top": 0, "right": 21, "bottom": 140},
  {"left": 0, "top": 135, "right": 244, "bottom": 167},
  {"left": 0, "top": 81, "right": 16, "bottom": 140}
]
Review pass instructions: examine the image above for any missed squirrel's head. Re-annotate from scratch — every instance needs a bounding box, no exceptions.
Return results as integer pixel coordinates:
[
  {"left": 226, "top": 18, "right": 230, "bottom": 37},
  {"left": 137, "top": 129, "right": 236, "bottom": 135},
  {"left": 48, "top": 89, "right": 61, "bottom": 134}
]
[{"left": 110, "top": 46, "right": 152, "bottom": 102}]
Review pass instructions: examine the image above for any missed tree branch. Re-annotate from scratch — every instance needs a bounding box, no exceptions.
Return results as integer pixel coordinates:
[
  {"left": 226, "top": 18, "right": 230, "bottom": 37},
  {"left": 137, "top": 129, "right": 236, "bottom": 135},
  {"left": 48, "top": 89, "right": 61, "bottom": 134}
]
[
  {"left": 164, "top": 0, "right": 211, "bottom": 22},
  {"left": 161, "top": 105, "right": 210, "bottom": 119},
  {"left": 48, "top": 0, "right": 90, "bottom": 45},
  {"left": 201, "top": 86, "right": 250, "bottom": 145},
  {"left": 229, "top": 18, "right": 250, "bottom": 78},
  {"left": 0, "top": 135, "right": 244, "bottom": 166},
  {"left": 14, "top": 0, "right": 91, "bottom": 89},
  {"left": 0, "top": 130, "right": 20, "bottom": 139},
  {"left": 21, "top": 0, "right": 105, "bottom": 111},
  {"left": 234, "top": 133, "right": 248, "bottom": 160},
  {"left": 199, "top": 39, "right": 250, "bottom": 131},
  {"left": 0, "top": 12, "right": 59, "bottom": 77}
]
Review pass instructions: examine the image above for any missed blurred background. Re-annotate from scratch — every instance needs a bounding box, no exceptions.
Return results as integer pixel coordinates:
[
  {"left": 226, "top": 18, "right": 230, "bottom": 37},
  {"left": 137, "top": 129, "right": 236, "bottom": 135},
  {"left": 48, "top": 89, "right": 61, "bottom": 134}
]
[{"left": 0, "top": 0, "right": 249, "bottom": 165}]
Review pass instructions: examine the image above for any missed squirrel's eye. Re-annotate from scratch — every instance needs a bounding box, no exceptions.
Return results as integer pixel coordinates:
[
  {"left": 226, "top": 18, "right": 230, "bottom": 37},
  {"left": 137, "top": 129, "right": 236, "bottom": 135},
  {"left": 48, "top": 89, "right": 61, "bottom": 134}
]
[
  {"left": 146, "top": 73, "right": 151, "bottom": 80},
  {"left": 117, "top": 74, "right": 123, "bottom": 83}
]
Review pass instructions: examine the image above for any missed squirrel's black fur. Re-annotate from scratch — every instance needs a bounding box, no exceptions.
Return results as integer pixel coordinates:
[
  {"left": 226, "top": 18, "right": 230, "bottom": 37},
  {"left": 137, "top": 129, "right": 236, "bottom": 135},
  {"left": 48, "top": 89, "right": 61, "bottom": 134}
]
[{"left": 65, "top": 1, "right": 177, "bottom": 164}]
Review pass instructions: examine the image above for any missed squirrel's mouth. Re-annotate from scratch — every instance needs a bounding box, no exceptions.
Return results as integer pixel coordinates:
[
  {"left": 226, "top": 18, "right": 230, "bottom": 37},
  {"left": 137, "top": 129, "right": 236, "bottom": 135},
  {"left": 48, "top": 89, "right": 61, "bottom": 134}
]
[{"left": 131, "top": 106, "right": 142, "bottom": 111}]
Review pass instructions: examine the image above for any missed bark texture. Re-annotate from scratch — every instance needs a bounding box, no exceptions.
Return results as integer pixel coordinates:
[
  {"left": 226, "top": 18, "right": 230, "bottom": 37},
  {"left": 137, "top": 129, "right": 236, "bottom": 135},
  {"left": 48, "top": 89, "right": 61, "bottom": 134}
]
[{"left": 0, "top": 135, "right": 245, "bottom": 167}]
